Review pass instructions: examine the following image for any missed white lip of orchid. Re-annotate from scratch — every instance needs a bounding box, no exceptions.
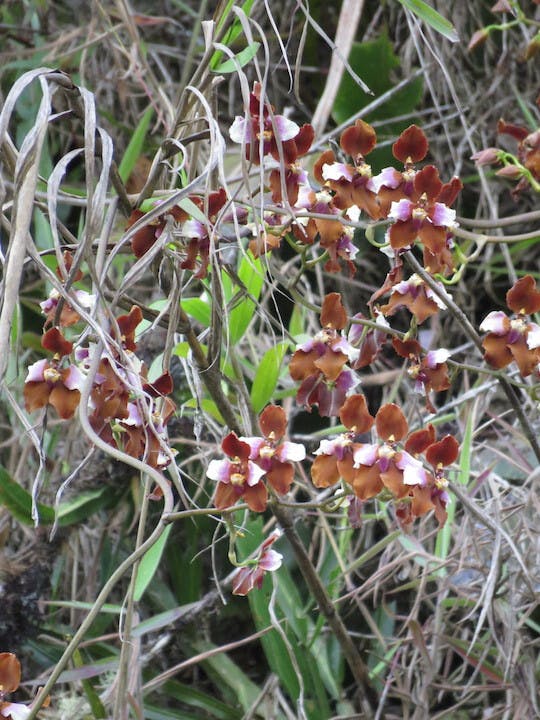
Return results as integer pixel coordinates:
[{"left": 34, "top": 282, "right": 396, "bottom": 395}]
[
  {"left": 426, "top": 348, "right": 451, "bottom": 365},
  {"left": 229, "top": 116, "right": 250, "bottom": 143},
  {"left": 426, "top": 283, "right": 452, "bottom": 309},
  {"left": 370, "top": 167, "right": 401, "bottom": 193},
  {"left": 322, "top": 162, "right": 353, "bottom": 182},
  {"left": 346, "top": 205, "right": 361, "bottom": 222},
  {"left": 479, "top": 311, "right": 507, "bottom": 334},
  {"left": 388, "top": 198, "right": 413, "bottom": 222},
  {"left": 431, "top": 202, "right": 457, "bottom": 228},
  {"left": 526, "top": 323, "right": 540, "bottom": 349}
]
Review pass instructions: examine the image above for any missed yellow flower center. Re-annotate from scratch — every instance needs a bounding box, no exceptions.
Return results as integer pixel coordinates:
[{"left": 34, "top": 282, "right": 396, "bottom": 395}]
[
  {"left": 260, "top": 445, "right": 276, "bottom": 460},
  {"left": 43, "top": 366, "right": 61, "bottom": 384},
  {"left": 378, "top": 443, "right": 396, "bottom": 460},
  {"left": 407, "top": 363, "right": 421, "bottom": 379},
  {"left": 510, "top": 317, "right": 527, "bottom": 335},
  {"left": 230, "top": 472, "right": 245, "bottom": 486}
]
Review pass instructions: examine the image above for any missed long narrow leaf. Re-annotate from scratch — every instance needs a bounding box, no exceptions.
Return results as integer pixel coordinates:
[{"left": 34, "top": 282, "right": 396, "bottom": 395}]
[{"left": 396, "top": 0, "right": 459, "bottom": 42}]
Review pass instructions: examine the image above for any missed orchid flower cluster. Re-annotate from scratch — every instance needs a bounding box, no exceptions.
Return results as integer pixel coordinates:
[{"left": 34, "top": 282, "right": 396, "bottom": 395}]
[
  {"left": 24, "top": 252, "right": 176, "bottom": 490},
  {"left": 25, "top": 81, "right": 540, "bottom": 599}
]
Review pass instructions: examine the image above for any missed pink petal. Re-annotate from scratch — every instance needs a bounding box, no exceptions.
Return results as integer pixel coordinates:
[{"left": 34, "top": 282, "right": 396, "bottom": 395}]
[
  {"left": 322, "top": 162, "right": 354, "bottom": 182},
  {"left": 277, "top": 441, "right": 306, "bottom": 462},
  {"left": 259, "top": 548, "right": 283, "bottom": 571},
  {"left": 430, "top": 202, "right": 456, "bottom": 228},
  {"left": 392, "top": 279, "right": 414, "bottom": 296},
  {"left": 371, "top": 167, "right": 402, "bottom": 192},
  {"left": 40, "top": 296, "right": 56, "bottom": 313},
  {"left": 123, "top": 402, "right": 143, "bottom": 426},
  {"left": 479, "top": 311, "right": 508, "bottom": 335},
  {"left": 388, "top": 198, "right": 413, "bottom": 222},
  {"left": 353, "top": 443, "right": 378, "bottom": 467},
  {"left": 274, "top": 115, "right": 300, "bottom": 141},
  {"left": 63, "top": 364, "right": 85, "bottom": 391},
  {"left": 229, "top": 116, "right": 250, "bottom": 143},
  {"left": 397, "top": 451, "right": 427, "bottom": 486},
  {"left": 315, "top": 438, "right": 341, "bottom": 456},
  {"left": 0, "top": 704, "right": 32, "bottom": 720},
  {"left": 25, "top": 358, "right": 48, "bottom": 382},
  {"left": 182, "top": 219, "right": 205, "bottom": 239},
  {"left": 206, "top": 459, "right": 231, "bottom": 483},
  {"left": 74, "top": 290, "right": 96, "bottom": 308},
  {"left": 425, "top": 283, "right": 452, "bottom": 309},
  {"left": 527, "top": 323, "right": 540, "bottom": 349},
  {"left": 246, "top": 461, "right": 267, "bottom": 487},
  {"left": 425, "top": 348, "right": 451, "bottom": 368}
]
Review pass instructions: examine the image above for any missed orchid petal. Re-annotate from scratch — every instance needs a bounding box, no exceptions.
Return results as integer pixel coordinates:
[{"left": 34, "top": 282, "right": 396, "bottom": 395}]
[
  {"left": 526, "top": 323, "right": 540, "bottom": 349},
  {"left": 229, "top": 116, "right": 249, "bottom": 143},
  {"left": 273, "top": 115, "right": 300, "bottom": 141},
  {"left": 259, "top": 548, "right": 283, "bottom": 571},
  {"left": 25, "top": 358, "right": 48, "bottom": 383},
  {"left": 206, "top": 459, "right": 231, "bottom": 483},
  {"left": 479, "top": 311, "right": 509, "bottom": 335},
  {"left": 397, "top": 452, "right": 427, "bottom": 486},
  {"left": 425, "top": 348, "right": 451, "bottom": 367},
  {"left": 389, "top": 198, "right": 413, "bottom": 222},
  {"left": 246, "top": 461, "right": 267, "bottom": 487},
  {"left": 277, "top": 441, "right": 306, "bottom": 462},
  {"left": 322, "top": 162, "right": 354, "bottom": 182},
  {"left": 63, "top": 364, "right": 85, "bottom": 391},
  {"left": 371, "top": 167, "right": 402, "bottom": 192},
  {"left": 353, "top": 443, "right": 378, "bottom": 467},
  {"left": 0, "top": 703, "right": 32, "bottom": 720},
  {"left": 431, "top": 203, "right": 456, "bottom": 227}
]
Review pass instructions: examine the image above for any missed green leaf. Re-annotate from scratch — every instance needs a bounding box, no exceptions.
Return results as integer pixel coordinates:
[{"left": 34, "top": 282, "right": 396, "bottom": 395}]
[
  {"left": 134, "top": 524, "right": 173, "bottom": 602},
  {"left": 190, "top": 638, "right": 264, "bottom": 715},
  {"left": 156, "top": 679, "right": 240, "bottom": 720},
  {"left": 250, "top": 342, "right": 288, "bottom": 413},
  {"left": 73, "top": 648, "right": 107, "bottom": 719},
  {"left": 181, "top": 296, "right": 212, "bottom": 327},
  {"left": 396, "top": 0, "right": 459, "bottom": 42},
  {"left": 117, "top": 106, "right": 154, "bottom": 184},
  {"left": 228, "top": 254, "right": 265, "bottom": 344},
  {"left": 288, "top": 302, "right": 305, "bottom": 338},
  {"left": 213, "top": 42, "right": 260, "bottom": 73},
  {"left": 0, "top": 465, "right": 55, "bottom": 525},
  {"left": 183, "top": 398, "right": 225, "bottom": 424},
  {"left": 178, "top": 196, "right": 207, "bottom": 224},
  {"left": 210, "top": 0, "right": 256, "bottom": 69},
  {"left": 57, "top": 487, "right": 120, "bottom": 526}
]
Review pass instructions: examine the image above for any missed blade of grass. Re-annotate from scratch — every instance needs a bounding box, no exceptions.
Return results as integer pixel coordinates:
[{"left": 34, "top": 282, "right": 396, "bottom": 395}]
[{"left": 117, "top": 106, "right": 154, "bottom": 184}]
